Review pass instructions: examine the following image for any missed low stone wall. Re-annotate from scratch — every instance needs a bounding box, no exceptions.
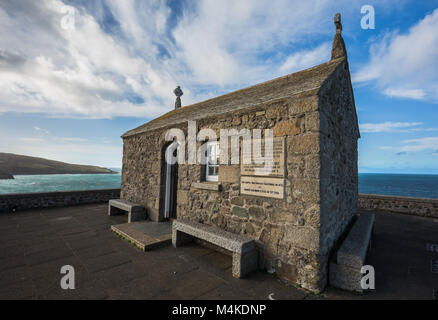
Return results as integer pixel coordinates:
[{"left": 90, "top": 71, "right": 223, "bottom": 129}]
[
  {"left": 0, "top": 189, "right": 120, "bottom": 213},
  {"left": 358, "top": 193, "right": 438, "bottom": 219}
]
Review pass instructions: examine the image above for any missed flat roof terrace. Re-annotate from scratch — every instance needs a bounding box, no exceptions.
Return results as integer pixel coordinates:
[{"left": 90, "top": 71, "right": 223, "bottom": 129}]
[{"left": 0, "top": 203, "right": 437, "bottom": 300}]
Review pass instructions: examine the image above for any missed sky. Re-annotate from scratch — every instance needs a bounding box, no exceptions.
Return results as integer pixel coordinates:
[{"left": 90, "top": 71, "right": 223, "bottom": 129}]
[{"left": 0, "top": 0, "right": 437, "bottom": 173}]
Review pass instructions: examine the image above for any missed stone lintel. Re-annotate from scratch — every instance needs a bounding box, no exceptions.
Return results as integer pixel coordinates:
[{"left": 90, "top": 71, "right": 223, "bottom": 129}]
[{"left": 192, "top": 182, "right": 222, "bottom": 191}]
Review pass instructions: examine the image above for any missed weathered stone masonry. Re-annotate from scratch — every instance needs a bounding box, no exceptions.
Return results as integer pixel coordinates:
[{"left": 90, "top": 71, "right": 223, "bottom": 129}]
[
  {"left": 359, "top": 194, "right": 438, "bottom": 219},
  {"left": 121, "top": 22, "right": 359, "bottom": 292},
  {"left": 0, "top": 189, "right": 121, "bottom": 213}
]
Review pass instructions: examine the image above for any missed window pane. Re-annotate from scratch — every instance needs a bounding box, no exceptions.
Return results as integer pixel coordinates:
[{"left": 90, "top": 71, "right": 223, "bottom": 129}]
[{"left": 206, "top": 141, "right": 220, "bottom": 181}]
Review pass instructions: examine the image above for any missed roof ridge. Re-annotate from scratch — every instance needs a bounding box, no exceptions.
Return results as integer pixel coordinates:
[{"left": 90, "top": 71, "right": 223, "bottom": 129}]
[{"left": 122, "top": 57, "right": 345, "bottom": 138}]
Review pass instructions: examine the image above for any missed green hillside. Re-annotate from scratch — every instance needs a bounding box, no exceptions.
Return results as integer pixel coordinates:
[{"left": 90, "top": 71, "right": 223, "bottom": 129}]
[{"left": 0, "top": 153, "right": 116, "bottom": 179}]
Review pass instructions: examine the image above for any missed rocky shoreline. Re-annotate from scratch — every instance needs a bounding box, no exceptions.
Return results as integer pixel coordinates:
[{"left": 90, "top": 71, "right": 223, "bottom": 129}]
[{"left": 0, "top": 173, "right": 14, "bottom": 180}]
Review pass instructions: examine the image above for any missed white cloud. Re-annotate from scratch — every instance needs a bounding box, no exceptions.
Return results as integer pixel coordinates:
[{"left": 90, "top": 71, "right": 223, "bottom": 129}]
[
  {"left": 360, "top": 121, "right": 423, "bottom": 133},
  {"left": 381, "top": 137, "right": 438, "bottom": 153},
  {"left": 353, "top": 8, "right": 438, "bottom": 102},
  {"left": 0, "top": 0, "right": 175, "bottom": 118},
  {"left": 384, "top": 88, "right": 425, "bottom": 100},
  {"left": 4, "top": 135, "right": 121, "bottom": 167},
  {"left": 33, "top": 126, "right": 50, "bottom": 134},
  {"left": 0, "top": 0, "right": 361, "bottom": 119},
  {"left": 280, "top": 43, "right": 330, "bottom": 74},
  {"left": 18, "top": 138, "right": 46, "bottom": 143},
  {"left": 52, "top": 137, "right": 89, "bottom": 142}
]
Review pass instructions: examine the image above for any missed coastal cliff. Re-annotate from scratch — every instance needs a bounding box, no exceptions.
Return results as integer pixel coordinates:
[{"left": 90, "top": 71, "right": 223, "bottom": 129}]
[{"left": 0, "top": 153, "right": 116, "bottom": 176}]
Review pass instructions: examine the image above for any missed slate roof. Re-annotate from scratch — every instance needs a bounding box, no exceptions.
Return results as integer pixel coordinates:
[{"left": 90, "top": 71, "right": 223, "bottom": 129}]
[{"left": 122, "top": 57, "right": 345, "bottom": 138}]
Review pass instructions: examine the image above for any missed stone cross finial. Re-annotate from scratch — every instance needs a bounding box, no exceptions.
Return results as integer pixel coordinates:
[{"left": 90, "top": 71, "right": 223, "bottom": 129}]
[
  {"left": 331, "top": 13, "right": 347, "bottom": 60},
  {"left": 334, "top": 13, "right": 342, "bottom": 34},
  {"left": 174, "top": 86, "right": 183, "bottom": 109}
]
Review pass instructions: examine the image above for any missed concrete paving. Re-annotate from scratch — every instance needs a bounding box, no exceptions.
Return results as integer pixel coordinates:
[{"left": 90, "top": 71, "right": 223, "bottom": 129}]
[
  {"left": 0, "top": 203, "right": 437, "bottom": 300},
  {"left": 327, "top": 211, "right": 438, "bottom": 300},
  {"left": 111, "top": 221, "right": 172, "bottom": 251}
]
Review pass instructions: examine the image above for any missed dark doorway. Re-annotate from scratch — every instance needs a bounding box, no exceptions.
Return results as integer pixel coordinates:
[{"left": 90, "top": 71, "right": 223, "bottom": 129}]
[{"left": 163, "top": 142, "right": 178, "bottom": 219}]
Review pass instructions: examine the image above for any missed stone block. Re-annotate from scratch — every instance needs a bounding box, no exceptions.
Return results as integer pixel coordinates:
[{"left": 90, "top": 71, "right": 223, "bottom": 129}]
[
  {"left": 281, "top": 226, "right": 319, "bottom": 251},
  {"left": 147, "top": 206, "right": 160, "bottom": 222},
  {"left": 329, "top": 213, "right": 375, "bottom": 292},
  {"left": 248, "top": 206, "right": 265, "bottom": 221},
  {"left": 108, "top": 199, "right": 147, "bottom": 223},
  {"left": 266, "top": 104, "right": 287, "bottom": 119},
  {"left": 337, "top": 213, "right": 375, "bottom": 268},
  {"left": 255, "top": 111, "right": 266, "bottom": 117},
  {"left": 273, "top": 119, "right": 302, "bottom": 137},
  {"left": 275, "top": 259, "right": 298, "bottom": 284},
  {"left": 232, "top": 116, "right": 241, "bottom": 126},
  {"left": 219, "top": 166, "right": 240, "bottom": 183},
  {"left": 192, "top": 182, "right": 221, "bottom": 191},
  {"left": 172, "top": 219, "right": 258, "bottom": 278},
  {"left": 177, "top": 190, "right": 189, "bottom": 204},
  {"left": 288, "top": 96, "right": 318, "bottom": 116},
  {"left": 230, "top": 197, "right": 244, "bottom": 206},
  {"left": 305, "top": 112, "right": 320, "bottom": 132},
  {"left": 291, "top": 179, "right": 320, "bottom": 203},
  {"left": 329, "top": 262, "right": 362, "bottom": 292},
  {"left": 232, "top": 206, "right": 248, "bottom": 218},
  {"left": 287, "top": 134, "right": 320, "bottom": 155}
]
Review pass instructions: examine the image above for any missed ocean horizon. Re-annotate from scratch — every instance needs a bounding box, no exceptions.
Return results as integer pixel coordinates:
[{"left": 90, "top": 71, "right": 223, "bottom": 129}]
[{"left": 0, "top": 171, "right": 437, "bottom": 199}]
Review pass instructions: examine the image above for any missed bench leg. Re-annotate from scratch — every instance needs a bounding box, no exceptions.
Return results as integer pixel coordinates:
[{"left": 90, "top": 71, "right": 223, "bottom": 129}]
[
  {"left": 232, "top": 249, "right": 258, "bottom": 278},
  {"left": 108, "top": 205, "right": 119, "bottom": 216},
  {"left": 329, "top": 262, "right": 364, "bottom": 293},
  {"left": 129, "top": 209, "right": 147, "bottom": 223},
  {"left": 172, "top": 229, "right": 194, "bottom": 248}
]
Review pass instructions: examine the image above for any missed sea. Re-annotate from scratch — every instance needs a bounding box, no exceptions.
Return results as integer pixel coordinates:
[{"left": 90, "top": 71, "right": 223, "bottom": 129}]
[
  {"left": 0, "top": 168, "right": 122, "bottom": 195},
  {"left": 0, "top": 171, "right": 437, "bottom": 199}
]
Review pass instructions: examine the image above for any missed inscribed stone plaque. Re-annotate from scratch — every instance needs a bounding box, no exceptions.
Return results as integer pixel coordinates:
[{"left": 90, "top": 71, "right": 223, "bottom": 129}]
[
  {"left": 241, "top": 137, "right": 285, "bottom": 176},
  {"left": 240, "top": 176, "right": 285, "bottom": 199}
]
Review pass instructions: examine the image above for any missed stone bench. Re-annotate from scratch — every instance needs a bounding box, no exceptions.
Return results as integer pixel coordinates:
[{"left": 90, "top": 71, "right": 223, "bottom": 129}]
[
  {"left": 172, "top": 219, "right": 258, "bottom": 278},
  {"left": 329, "top": 213, "right": 375, "bottom": 292},
  {"left": 108, "top": 199, "right": 147, "bottom": 223}
]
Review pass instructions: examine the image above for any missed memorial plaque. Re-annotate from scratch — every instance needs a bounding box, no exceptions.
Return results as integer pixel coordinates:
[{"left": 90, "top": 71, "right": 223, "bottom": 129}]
[
  {"left": 241, "top": 137, "right": 285, "bottom": 177},
  {"left": 240, "top": 176, "right": 285, "bottom": 199}
]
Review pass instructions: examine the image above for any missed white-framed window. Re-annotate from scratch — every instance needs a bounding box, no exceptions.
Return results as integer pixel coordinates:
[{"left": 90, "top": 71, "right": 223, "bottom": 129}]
[{"left": 206, "top": 141, "right": 219, "bottom": 182}]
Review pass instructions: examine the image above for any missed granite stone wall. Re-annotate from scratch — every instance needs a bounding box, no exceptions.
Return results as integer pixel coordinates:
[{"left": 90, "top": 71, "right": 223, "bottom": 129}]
[
  {"left": 358, "top": 194, "right": 438, "bottom": 219},
  {"left": 121, "top": 60, "right": 359, "bottom": 293},
  {"left": 0, "top": 189, "right": 120, "bottom": 213},
  {"left": 122, "top": 91, "right": 325, "bottom": 290},
  {"left": 318, "top": 61, "right": 359, "bottom": 289}
]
